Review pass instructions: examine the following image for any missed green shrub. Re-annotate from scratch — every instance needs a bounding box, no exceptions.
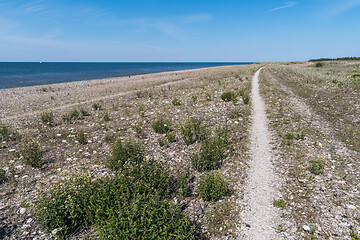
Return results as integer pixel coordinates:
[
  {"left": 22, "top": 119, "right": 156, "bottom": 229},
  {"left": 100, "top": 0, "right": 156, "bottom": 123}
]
[
  {"left": 191, "top": 95, "right": 198, "bottom": 102},
  {"left": 180, "top": 118, "right": 207, "bottom": 145},
  {"left": 103, "top": 112, "right": 110, "bottom": 121},
  {"left": 138, "top": 105, "right": 145, "bottom": 117},
  {"left": 22, "top": 141, "right": 43, "bottom": 168},
  {"left": 40, "top": 111, "right": 54, "bottom": 126},
  {"left": 152, "top": 118, "right": 171, "bottom": 134},
  {"left": 77, "top": 131, "right": 87, "bottom": 145},
  {"left": 0, "top": 124, "right": 18, "bottom": 141},
  {"left": 177, "top": 167, "right": 192, "bottom": 197},
  {"left": 199, "top": 173, "right": 231, "bottom": 201},
  {"left": 166, "top": 131, "right": 176, "bottom": 143},
  {"left": 62, "top": 109, "right": 80, "bottom": 124},
  {"left": 192, "top": 127, "right": 228, "bottom": 172},
  {"left": 285, "top": 133, "right": 295, "bottom": 140},
  {"left": 106, "top": 139, "right": 144, "bottom": 172},
  {"left": 206, "top": 93, "right": 212, "bottom": 101},
  {"left": 0, "top": 169, "right": 6, "bottom": 182},
  {"left": 35, "top": 164, "right": 196, "bottom": 239},
  {"left": 273, "top": 199, "right": 286, "bottom": 209},
  {"left": 221, "top": 91, "right": 236, "bottom": 102},
  {"left": 92, "top": 103, "right": 102, "bottom": 111},
  {"left": 315, "top": 62, "right": 324, "bottom": 68},
  {"left": 79, "top": 107, "right": 90, "bottom": 116},
  {"left": 242, "top": 95, "right": 250, "bottom": 104},
  {"left": 158, "top": 138, "right": 167, "bottom": 147},
  {"left": 172, "top": 98, "right": 182, "bottom": 106},
  {"left": 308, "top": 160, "right": 324, "bottom": 175}
]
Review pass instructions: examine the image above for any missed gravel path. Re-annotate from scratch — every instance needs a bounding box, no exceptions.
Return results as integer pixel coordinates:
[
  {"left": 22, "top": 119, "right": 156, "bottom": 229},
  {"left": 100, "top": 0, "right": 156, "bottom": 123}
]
[{"left": 241, "top": 68, "right": 281, "bottom": 239}]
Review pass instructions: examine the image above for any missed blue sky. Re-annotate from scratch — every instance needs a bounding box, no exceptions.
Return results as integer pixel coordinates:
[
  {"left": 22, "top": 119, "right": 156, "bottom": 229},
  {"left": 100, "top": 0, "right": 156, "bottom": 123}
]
[{"left": 0, "top": 0, "right": 359, "bottom": 62}]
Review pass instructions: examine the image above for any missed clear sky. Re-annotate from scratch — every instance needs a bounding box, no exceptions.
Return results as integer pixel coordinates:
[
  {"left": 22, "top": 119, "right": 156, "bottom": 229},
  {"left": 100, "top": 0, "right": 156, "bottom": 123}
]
[{"left": 0, "top": 0, "right": 359, "bottom": 62}]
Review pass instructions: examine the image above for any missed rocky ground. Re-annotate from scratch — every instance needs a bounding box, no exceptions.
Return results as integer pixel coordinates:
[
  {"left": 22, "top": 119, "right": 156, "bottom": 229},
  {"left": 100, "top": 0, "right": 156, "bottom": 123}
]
[
  {"left": 0, "top": 64, "right": 259, "bottom": 239},
  {"left": 0, "top": 61, "right": 359, "bottom": 240}
]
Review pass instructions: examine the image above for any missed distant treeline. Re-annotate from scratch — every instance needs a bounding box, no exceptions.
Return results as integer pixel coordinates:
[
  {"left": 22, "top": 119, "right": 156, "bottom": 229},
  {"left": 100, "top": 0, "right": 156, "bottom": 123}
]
[{"left": 309, "top": 57, "right": 360, "bottom": 62}]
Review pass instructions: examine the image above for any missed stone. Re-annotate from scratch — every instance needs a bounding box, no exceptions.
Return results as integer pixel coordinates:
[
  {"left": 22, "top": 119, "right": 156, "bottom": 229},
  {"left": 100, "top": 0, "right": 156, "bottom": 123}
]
[
  {"left": 20, "top": 208, "right": 26, "bottom": 214},
  {"left": 303, "top": 225, "right": 311, "bottom": 232}
]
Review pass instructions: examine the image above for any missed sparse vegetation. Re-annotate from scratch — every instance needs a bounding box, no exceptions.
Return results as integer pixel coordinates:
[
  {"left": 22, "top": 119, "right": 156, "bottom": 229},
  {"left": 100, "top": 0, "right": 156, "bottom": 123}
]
[
  {"left": 0, "top": 168, "right": 6, "bottom": 182},
  {"left": 198, "top": 172, "right": 231, "bottom": 201},
  {"left": 221, "top": 91, "right": 236, "bottom": 102},
  {"left": 172, "top": 98, "right": 182, "bottom": 106},
  {"left": 92, "top": 103, "right": 102, "bottom": 111},
  {"left": 166, "top": 131, "right": 176, "bottom": 143},
  {"left": 22, "top": 141, "right": 43, "bottom": 168},
  {"left": 273, "top": 199, "right": 286, "bottom": 209},
  {"left": 0, "top": 124, "right": 18, "bottom": 141},
  {"left": 77, "top": 131, "right": 87, "bottom": 145},
  {"left": 40, "top": 110, "right": 54, "bottom": 126},
  {"left": 308, "top": 160, "right": 324, "bottom": 175},
  {"left": 152, "top": 118, "right": 171, "bottom": 134}
]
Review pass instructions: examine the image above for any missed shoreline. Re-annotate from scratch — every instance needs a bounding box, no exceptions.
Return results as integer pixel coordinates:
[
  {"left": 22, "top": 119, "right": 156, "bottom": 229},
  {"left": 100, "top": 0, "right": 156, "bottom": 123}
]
[
  {"left": 0, "top": 63, "right": 253, "bottom": 90},
  {"left": 0, "top": 64, "right": 253, "bottom": 121}
]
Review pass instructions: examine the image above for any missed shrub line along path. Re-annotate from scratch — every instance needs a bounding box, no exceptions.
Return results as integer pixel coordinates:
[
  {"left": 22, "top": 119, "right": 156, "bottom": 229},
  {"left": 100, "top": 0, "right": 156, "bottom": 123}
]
[{"left": 240, "top": 68, "right": 281, "bottom": 239}]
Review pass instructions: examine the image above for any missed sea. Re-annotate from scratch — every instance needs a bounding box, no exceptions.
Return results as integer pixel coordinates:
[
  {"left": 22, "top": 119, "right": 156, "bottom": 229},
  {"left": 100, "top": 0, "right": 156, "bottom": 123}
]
[{"left": 0, "top": 62, "right": 252, "bottom": 89}]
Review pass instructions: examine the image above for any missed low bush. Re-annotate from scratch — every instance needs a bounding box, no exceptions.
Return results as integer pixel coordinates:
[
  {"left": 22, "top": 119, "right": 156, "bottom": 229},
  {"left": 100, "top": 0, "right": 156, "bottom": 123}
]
[
  {"left": 22, "top": 141, "right": 43, "bottom": 168},
  {"left": 221, "top": 91, "right": 236, "bottom": 102},
  {"left": 192, "top": 127, "right": 228, "bottom": 172},
  {"left": 315, "top": 62, "right": 324, "bottom": 68},
  {"left": 77, "top": 131, "right": 87, "bottom": 145},
  {"left": 308, "top": 160, "right": 324, "bottom": 175},
  {"left": 172, "top": 98, "right": 182, "bottom": 106},
  {"left": 40, "top": 111, "right": 54, "bottom": 126},
  {"left": 35, "top": 163, "right": 196, "bottom": 239},
  {"left": 138, "top": 105, "right": 145, "bottom": 117},
  {"left": 273, "top": 199, "right": 286, "bottom": 209},
  {"left": 177, "top": 167, "right": 192, "bottom": 197},
  {"left": 198, "top": 173, "right": 231, "bottom": 201},
  {"left": 158, "top": 138, "right": 167, "bottom": 147},
  {"left": 62, "top": 109, "right": 80, "bottom": 124},
  {"left": 152, "top": 118, "right": 171, "bottom": 134},
  {"left": 180, "top": 118, "right": 207, "bottom": 145},
  {"left": 166, "top": 131, "right": 176, "bottom": 143},
  {"left": 242, "top": 95, "right": 250, "bottom": 104},
  {"left": 103, "top": 112, "right": 110, "bottom": 121},
  {"left": 106, "top": 139, "right": 144, "bottom": 172},
  {"left": 191, "top": 95, "right": 198, "bottom": 102},
  {"left": 92, "top": 103, "right": 102, "bottom": 111},
  {"left": 0, "top": 169, "right": 6, "bottom": 182},
  {"left": 79, "top": 107, "right": 90, "bottom": 116},
  {"left": 206, "top": 93, "right": 212, "bottom": 101},
  {"left": 0, "top": 124, "right": 19, "bottom": 141}
]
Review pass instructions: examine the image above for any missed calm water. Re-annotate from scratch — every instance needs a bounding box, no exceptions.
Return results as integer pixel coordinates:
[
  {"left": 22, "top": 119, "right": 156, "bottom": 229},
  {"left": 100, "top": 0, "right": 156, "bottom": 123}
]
[{"left": 0, "top": 62, "right": 251, "bottom": 89}]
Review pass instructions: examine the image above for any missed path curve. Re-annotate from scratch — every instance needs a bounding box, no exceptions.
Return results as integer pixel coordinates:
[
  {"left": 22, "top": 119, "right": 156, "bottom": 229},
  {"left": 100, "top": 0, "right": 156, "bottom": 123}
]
[{"left": 241, "top": 68, "right": 281, "bottom": 239}]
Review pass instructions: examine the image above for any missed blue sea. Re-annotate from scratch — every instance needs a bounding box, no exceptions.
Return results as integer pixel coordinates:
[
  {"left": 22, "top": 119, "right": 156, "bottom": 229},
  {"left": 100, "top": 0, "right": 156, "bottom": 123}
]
[{"left": 0, "top": 62, "right": 251, "bottom": 89}]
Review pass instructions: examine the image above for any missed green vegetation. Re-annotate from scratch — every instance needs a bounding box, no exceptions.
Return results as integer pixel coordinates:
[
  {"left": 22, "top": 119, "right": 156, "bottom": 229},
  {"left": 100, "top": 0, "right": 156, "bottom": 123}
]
[
  {"left": 92, "top": 103, "right": 102, "bottom": 111},
  {"left": 62, "top": 109, "right": 80, "bottom": 124},
  {"left": 191, "top": 127, "right": 228, "bottom": 172},
  {"left": 198, "top": 172, "right": 231, "bottom": 201},
  {"left": 0, "top": 124, "right": 19, "bottom": 141},
  {"left": 172, "top": 98, "right": 182, "bottom": 106},
  {"left": 221, "top": 91, "right": 236, "bottom": 102},
  {"left": 309, "top": 57, "right": 360, "bottom": 62},
  {"left": 40, "top": 110, "right": 54, "bottom": 126},
  {"left": 103, "top": 111, "right": 110, "bottom": 121},
  {"left": 315, "top": 62, "right": 324, "bottom": 68},
  {"left": 180, "top": 118, "right": 207, "bottom": 145},
  {"left": 152, "top": 118, "right": 171, "bottom": 134},
  {"left": 36, "top": 137, "right": 199, "bottom": 239},
  {"left": 166, "top": 131, "right": 176, "bottom": 143},
  {"left": 158, "top": 138, "right": 167, "bottom": 147},
  {"left": 79, "top": 107, "right": 90, "bottom": 116},
  {"left": 0, "top": 168, "right": 6, "bottom": 182},
  {"left": 273, "top": 199, "right": 286, "bottom": 209},
  {"left": 176, "top": 167, "right": 192, "bottom": 197},
  {"left": 308, "top": 160, "right": 324, "bottom": 175},
  {"left": 77, "top": 131, "right": 87, "bottom": 145},
  {"left": 106, "top": 139, "right": 144, "bottom": 172},
  {"left": 138, "top": 105, "right": 145, "bottom": 117},
  {"left": 22, "top": 141, "right": 43, "bottom": 168}
]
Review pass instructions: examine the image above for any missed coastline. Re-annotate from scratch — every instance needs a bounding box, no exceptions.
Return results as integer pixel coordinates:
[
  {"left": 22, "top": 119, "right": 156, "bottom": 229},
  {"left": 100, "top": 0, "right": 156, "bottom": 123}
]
[{"left": 0, "top": 64, "right": 251, "bottom": 121}]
